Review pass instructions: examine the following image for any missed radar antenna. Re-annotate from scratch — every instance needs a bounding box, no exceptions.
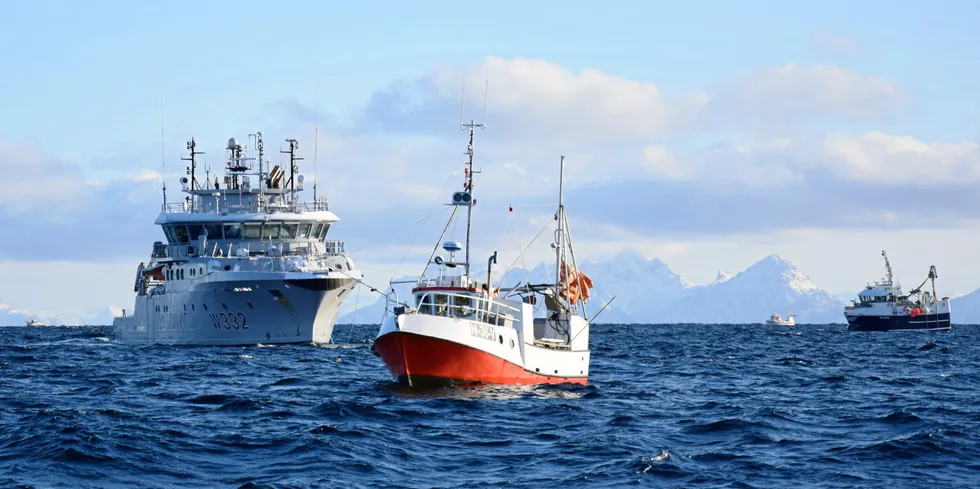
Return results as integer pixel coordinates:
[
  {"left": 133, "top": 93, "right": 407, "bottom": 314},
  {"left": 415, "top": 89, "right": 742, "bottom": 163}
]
[{"left": 459, "top": 77, "right": 488, "bottom": 278}]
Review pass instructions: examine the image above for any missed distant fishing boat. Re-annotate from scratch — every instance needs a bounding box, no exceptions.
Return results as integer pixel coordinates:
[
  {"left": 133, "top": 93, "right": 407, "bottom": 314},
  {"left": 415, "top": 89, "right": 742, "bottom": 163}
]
[
  {"left": 25, "top": 319, "right": 43, "bottom": 327},
  {"left": 844, "top": 250, "right": 951, "bottom": 332},
  {"left": 765, "top": 309, "right": 795, "bottom": 326}
]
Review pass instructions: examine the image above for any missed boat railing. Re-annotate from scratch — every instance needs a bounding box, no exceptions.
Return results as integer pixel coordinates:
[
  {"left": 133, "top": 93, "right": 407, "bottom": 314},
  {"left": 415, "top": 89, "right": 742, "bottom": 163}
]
[
  {"left": 161, "top": 199, "right": 329, "bottom": 214},
  {"left": 413, "top": 291, "right": 521, "bottom": 325}
]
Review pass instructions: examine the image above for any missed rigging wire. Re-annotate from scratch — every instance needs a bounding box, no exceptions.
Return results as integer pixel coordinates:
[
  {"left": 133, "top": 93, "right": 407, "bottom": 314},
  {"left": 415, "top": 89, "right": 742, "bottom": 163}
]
[
  {"left": 345, "top": 284, "right": 361, "bottom": 344},
  {"left": 492, "top": 218, "right": 554, "bottom": 289},
  {"left": 390, "top": 154, "right": 466, "bottom": 280}
]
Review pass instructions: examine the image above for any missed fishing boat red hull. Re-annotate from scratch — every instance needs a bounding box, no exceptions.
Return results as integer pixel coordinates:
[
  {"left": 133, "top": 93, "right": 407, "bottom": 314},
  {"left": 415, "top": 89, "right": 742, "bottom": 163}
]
[{"left": 374, "top": 331, "right": 587, "bottom": 387}]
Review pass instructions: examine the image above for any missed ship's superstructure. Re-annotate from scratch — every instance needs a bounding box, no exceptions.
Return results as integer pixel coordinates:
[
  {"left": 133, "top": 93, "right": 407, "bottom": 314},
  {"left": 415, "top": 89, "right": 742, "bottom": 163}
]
[
  {"left": 113, "top": 133, "right": 360, "bottom": 345},
  {"left": 844, "top": 251, "right": 950, "bottom": 332}
]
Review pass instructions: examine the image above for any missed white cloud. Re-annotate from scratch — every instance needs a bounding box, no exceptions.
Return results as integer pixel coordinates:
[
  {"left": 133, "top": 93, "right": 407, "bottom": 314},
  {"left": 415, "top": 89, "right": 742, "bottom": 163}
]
[
  {"left": 822, "top": 132, "right": 980, "bottom": 183},
  {"left": 712, "top": 63, "right": 904, "bottom": 123}
]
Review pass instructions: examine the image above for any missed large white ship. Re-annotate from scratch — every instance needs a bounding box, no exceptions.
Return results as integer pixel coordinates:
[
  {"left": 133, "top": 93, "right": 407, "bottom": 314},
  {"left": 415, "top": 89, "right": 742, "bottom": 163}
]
[{"left": 113, "top": 133, "right": 360, "bottom": 345}]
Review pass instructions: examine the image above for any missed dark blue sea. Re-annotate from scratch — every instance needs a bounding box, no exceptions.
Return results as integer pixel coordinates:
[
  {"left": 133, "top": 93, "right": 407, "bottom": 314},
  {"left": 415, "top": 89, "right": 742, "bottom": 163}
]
[{"left": 1, "top": 324, "right": 978, "bottom": 488}]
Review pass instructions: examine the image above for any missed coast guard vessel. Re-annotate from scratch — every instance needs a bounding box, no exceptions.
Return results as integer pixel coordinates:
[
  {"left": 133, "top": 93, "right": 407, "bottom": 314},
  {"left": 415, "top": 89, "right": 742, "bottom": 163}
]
[
  {"left": 844, "top": 250, "right": 951, "bottom": 332},
  {"left": 113, "top": 133, "right": 360, "bottom": 345},
  {"left": 373, "top": 118, "right": 595, "bottom": 386}
]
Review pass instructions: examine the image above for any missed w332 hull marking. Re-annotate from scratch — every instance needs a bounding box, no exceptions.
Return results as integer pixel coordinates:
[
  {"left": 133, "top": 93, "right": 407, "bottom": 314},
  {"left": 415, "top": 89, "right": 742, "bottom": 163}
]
[{"left": 210, "top": 311, "right": 249, "bottom": 330}]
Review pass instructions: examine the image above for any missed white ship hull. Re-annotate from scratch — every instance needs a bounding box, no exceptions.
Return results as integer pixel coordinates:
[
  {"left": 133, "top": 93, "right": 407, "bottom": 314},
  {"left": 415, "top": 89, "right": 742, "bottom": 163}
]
[
  {"left": 765, "top": 319, "right": 795, "bottom": 326},
  {"left": 113, "top": 274, "right": 354, "bottom": 345},
  {"left": 374, "top": 308, "right": 590, "bottom": 387}
]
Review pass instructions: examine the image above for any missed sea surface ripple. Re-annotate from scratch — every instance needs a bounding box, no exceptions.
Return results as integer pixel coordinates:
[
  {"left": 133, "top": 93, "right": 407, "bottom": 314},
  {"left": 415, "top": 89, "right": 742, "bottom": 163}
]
[{"left": 1, "top": 324, "right": 978, "bottom": 488}]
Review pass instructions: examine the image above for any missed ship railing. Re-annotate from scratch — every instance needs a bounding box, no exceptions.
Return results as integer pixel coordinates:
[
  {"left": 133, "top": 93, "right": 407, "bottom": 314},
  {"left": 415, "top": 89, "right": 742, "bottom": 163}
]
[
  {"left": 412, "top": 291, "right": 521, "bottom": 326},
  {"left": 161, "top": 199, "right": 329, "bottom": 214}
]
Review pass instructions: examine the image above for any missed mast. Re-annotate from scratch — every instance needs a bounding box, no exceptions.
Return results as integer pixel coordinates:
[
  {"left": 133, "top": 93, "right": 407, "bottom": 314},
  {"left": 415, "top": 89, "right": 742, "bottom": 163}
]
[
  {"left": 181, "top": 138, "right": 204, "bottom": 211},
  {"left": 458, "top": 79, "right": 488, "bottom": 278},
  {"left": 313, "top": 76, "right": 319, "bottom": 205},
  {"left": 160, "top": 88, "right": 166, "bottom": 207},
  {"left": 282, "top": 139, "right": 303, "bottom": 207},
  {"left": 555, "top": 155, "right": 566, "bottom": 296}
]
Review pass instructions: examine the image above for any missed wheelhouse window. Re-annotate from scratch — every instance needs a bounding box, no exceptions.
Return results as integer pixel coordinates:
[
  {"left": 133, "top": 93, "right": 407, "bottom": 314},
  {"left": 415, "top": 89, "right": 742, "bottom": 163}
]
[
  {"left": 174, "top": 225, "right": 190, "bottom": 244},
  {"left": 223, "top": 223, "right": 243, "bottom": 239},
  {"left": 318, "top": 223, "right": 330, "bottom": 240},
  {"left": 204, "top": 224, "right": 223, "bottom": 240},
  {"left": 243, "top": 223, "right": 261, "bottom": 239},
  {"left": 310, "top": 222, "right": 323, "bottom": 240},
  {"left": 434, "top": 295, "right": 449, "bottom": 316},
  {"left": 281, "top": 223, "right": 298, "bottom": 239},
  {"left": 297, "top": 223, "right": 312, "bottom": 239},
  {"left": 186, "top": 224, "right": 205, "bottom": 241},
  {"left": 453, "top": 295, "right": 472, "bottom": 317},
  {"left": 162, "top": 225, "right": 178, "bottom": 244},
  {"left": 262, "top": 223, "right": 281, "bottom": 239}
]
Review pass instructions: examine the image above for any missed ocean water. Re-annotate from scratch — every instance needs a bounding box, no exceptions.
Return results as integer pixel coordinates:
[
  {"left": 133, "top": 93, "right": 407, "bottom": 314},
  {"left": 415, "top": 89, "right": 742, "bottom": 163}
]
[{"left": 1, "top": 324, "right": 978, "bottom": 488}]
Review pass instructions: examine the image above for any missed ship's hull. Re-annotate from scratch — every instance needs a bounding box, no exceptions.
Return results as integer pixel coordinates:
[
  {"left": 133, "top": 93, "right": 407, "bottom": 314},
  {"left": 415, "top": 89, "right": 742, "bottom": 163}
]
[
  {"left": 373, "top": 331, "right": 586, "bottom": 387},
  {"left": 845, "top": 312, "right": 951, "bottom": 332},
  {"left": 113, "top": 276, "right": 354, "bottom": 345},
  {"left": 766, "top": 320, "right": 794, "bottom": 326},
  {"left": 373, "top": 314, "right": 588, "bottom": 387}
]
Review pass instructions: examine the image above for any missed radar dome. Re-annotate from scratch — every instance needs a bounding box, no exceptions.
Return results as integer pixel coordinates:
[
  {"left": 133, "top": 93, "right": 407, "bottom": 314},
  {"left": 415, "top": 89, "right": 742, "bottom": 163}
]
[
  {"left": 227, "top": 138, "right": 239, "bottom": 150},
  {"left": 442, "top": 241, "right": 463, "bottom": 252}
]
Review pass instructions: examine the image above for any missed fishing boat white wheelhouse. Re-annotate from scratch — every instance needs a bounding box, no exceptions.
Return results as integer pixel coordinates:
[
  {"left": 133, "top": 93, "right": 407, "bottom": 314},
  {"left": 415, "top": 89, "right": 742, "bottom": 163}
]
[
  {"left": 844, "top": 250, "right": 951, "bottom": 332},
  {"left": 372, "top": 119, "right": 596, "bottom": 387},
  {"left": 765, "top": 310, "right": 795, "bottom": 326},
  {"left": 113, "top": 133, "right": 360, "bottom": 345}
]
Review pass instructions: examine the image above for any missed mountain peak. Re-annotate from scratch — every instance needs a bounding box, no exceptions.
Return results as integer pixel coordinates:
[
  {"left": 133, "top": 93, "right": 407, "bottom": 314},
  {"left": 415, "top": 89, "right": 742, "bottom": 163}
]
[
  {"left": 740, "top": 254, "right": 817, "bottom": 294},
  {"left": 713, "top": 270, "right": 733, "bottom": 284}
]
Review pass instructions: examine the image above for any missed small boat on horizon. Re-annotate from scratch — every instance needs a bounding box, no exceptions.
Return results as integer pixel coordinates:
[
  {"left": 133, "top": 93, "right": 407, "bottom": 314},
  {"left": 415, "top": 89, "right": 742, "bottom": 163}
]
[
  {"left": 765, "top": 309, "right": 795, "bottom": 326},
  {"left": 25, "top": 319, "right": 43, "bottom": 327},
  {"left": 844, "top": 250, "right": 951, "bottom": 332}
]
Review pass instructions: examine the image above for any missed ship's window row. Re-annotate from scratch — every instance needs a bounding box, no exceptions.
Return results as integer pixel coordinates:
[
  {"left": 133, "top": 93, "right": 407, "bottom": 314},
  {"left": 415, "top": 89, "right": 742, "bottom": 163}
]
[{"left": 162, "top": 222, "right": 330, "bottom": 244}]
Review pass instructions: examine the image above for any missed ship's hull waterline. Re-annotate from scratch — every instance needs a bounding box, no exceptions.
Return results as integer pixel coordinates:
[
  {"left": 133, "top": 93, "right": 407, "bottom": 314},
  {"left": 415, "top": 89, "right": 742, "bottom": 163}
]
[
  {"left": 113, "top": 276, "right": 355, "bottom": 345},
  {"left": 374, "top": 331, "right": 588, "bottom": 387},
  {"left": 845, "top": 312, "right": 951, "bottom": 332}
]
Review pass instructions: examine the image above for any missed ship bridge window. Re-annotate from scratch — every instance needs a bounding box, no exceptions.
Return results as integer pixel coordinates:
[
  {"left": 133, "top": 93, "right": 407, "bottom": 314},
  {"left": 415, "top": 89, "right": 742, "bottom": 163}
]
[
  {"left": 186, "top": 225, "right": 205, "bottom": 241},
  {"left": 281, "top": 223, "right": 298, "bottom": 239},
  {"left": 416, "top": 294, "right": 449, "bottom": 315},
  {"left": 162, "top": 225, "right": 178, "bottom": 244},
  {"left": 224, "top": 223, "right": 243, "bottom": 240},
  {"left": 310, "top": 223, "right": 323, "bottom": 240},
  {"left": 244, "top": 223, "right": 261, "bottom": 239},
  {"left": 174, "top": 225, "right": 190, "bottom": 244},
  {"left": 319, "top": 223, "right": 331, "bottom": 240},
  {"left": 204, "top": 224, "right": 223, "bottom": 240},
  {"left": 297, "top": 223, "right": 312, "bottom": 239},
  {"left": 262, "top": 223, "right": 281, "bottom": 239}
]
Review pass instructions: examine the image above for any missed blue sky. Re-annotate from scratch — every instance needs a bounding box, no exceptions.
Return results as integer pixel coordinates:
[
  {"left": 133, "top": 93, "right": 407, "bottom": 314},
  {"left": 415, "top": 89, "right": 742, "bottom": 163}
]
[{"left": 0, "top": 1, "right": 978, "bottom": 323}]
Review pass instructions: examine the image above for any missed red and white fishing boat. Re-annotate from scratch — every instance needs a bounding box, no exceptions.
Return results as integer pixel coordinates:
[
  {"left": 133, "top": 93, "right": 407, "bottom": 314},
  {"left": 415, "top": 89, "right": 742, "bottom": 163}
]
[{"left": 372, "top": 119, "right": 595, "bottom": 387}]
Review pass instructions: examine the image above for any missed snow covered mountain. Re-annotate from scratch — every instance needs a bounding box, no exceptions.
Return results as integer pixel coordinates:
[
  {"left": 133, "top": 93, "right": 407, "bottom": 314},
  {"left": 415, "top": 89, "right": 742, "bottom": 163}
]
[
  {"left": 662, "top": 255, "right": 844, "bottom": 324},
  {"left": 337, "top": 250, "right": 847, "bottom": 324}
]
